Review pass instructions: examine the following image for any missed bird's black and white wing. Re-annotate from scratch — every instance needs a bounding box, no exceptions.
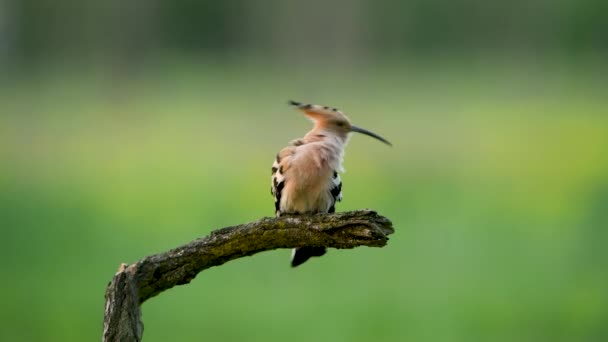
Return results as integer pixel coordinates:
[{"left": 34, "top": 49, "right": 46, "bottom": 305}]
[
  {"left": 271, "top": 159, "right": 285, "bottom": 217},
  {"left": 271, "top": 147, "right": 295, "bottom": 217},
  {"left": 328, "top": 170, "right": 342, "bottom": 213}
]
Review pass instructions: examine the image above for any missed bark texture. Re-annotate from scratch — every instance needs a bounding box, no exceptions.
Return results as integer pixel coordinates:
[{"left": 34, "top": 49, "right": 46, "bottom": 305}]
[{"left": 102, "top": 209, "right": 394, "bottom": 342}]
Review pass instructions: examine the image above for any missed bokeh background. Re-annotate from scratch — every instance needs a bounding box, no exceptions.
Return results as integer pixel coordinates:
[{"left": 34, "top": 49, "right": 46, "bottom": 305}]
[{"left": 1, "top": 1, "right": 608, "bottom": 341}]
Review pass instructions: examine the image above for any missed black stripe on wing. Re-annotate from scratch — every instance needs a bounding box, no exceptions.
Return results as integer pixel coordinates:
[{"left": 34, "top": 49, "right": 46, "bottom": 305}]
[{"left": 273, "top": 177, "right": 284, "bottom": 214}]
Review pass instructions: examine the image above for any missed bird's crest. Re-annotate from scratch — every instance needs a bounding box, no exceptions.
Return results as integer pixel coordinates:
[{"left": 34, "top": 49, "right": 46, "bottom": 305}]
[{"left": 288, "top": 100, "right": 392, "bottom": 146}]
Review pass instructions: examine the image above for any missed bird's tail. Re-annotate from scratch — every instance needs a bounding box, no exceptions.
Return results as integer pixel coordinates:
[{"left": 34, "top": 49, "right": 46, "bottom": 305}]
[{"left": 291, "top": 247, "right": 327, "bottom": 267}]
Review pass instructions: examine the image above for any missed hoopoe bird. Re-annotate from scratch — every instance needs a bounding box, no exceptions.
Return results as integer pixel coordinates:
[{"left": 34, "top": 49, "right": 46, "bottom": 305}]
[{"left": 271, "top": 100, "right": 391, "bottom": 267}]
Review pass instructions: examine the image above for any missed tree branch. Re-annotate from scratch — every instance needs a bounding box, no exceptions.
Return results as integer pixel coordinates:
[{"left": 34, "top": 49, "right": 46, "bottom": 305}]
[{"left": 102, "top": 209, "right": 394, "bottom": 342}]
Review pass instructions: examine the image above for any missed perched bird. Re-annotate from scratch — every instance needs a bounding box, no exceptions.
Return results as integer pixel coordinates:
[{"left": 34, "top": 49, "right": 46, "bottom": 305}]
[{"left": 271, "top": 101, "right": 391, "bottom": 267}]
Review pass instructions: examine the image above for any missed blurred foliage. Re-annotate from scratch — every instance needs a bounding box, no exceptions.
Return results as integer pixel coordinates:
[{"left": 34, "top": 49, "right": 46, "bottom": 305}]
[{"left": 1, "top": 0, "right": 608, "bottom": 66}]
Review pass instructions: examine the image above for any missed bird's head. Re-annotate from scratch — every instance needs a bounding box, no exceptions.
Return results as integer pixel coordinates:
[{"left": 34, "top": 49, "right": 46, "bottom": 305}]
[{"left": 288, "top": 100, "right": 392, "bottom": 146}]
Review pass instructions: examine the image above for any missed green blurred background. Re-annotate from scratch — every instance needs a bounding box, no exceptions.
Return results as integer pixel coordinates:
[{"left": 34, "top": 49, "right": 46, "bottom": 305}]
[{"left": 1, "top": 1, "right": 608, "bottom": 341}]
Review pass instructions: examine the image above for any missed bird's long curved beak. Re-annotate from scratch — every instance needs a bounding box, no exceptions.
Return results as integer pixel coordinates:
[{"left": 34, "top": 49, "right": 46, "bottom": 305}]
[{"left": 351, "top": 125, "right": 392, "bottom": 146}]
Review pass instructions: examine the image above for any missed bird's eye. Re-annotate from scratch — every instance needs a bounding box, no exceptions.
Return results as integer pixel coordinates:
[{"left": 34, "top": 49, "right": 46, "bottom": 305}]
[{"left": 336, "top": 122, "right": 345, "bottom": 127}]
